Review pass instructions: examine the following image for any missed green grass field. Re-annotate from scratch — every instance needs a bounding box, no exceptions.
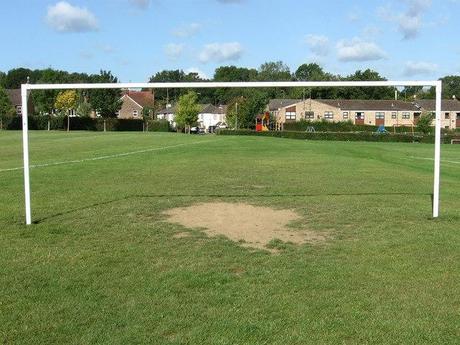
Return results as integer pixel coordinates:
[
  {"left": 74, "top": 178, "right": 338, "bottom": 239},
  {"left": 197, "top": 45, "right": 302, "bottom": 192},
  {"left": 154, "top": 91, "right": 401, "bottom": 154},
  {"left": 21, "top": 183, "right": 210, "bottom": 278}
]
[{"left": 1, "top": 131, "right": 459, "bottom": 344}]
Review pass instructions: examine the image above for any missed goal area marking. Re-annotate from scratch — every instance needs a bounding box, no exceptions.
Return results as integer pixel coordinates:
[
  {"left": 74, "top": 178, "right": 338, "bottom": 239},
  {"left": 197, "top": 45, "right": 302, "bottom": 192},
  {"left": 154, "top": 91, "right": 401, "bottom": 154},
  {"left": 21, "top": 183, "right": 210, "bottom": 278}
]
[{"left": 20, "top": 80, "right": 443, "bottom": 225}]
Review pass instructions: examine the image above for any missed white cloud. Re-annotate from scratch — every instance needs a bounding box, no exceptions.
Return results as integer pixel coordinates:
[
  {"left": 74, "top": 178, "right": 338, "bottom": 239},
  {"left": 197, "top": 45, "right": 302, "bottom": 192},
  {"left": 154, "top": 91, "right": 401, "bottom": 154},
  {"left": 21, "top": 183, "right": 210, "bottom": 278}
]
[
  {"left": 337, "top": 38, "right": 387, "bottom": 62},
  {"left": 403, "top": 61, "right": 438, "bottom": 76},
  {"left": 129, "top": 0, "right": 150, "bottom": 9},
  {"left": 164, "top": 43, "right": 184, "bottom": 60},
  {"left": 378, "top": 0, "right": 432, "bottom": 40},
  {"left": 185, "top": 67, "right": 208, "bottom": 79},
  {"left": 305, "top": 34, "right": 329, "bottom": 56},
  {"left": 198, "top": 42, "right": 243, "bottom": 63},
  {"left": 172, "top": 23, "right": 202, "bottom": 38},
  {"left": 46, "top": 1, "right": 98, "bottom": 33}
]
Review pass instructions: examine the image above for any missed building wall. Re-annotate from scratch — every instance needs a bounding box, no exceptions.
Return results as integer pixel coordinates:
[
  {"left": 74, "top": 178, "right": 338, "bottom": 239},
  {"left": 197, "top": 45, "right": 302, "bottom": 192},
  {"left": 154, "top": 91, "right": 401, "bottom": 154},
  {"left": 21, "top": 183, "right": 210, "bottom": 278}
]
[
  {"left": 276, "top": 100, "right": 341, "bottom": 123},
  {"left": 118, "top": 96, "right": 143, "bottom": 119},
  {"left": 198, "top": 113, "right": 225, "bottom": 129},
  {"left": 275, "top": 100, "right": 458, "bottom": 129}
]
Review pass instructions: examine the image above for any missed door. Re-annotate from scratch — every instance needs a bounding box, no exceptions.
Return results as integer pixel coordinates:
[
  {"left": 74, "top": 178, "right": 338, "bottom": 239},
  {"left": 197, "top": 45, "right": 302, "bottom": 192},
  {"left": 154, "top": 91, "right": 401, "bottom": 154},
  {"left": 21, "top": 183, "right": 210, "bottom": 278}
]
[
  {"left": 375, "top": 112, "right": 385, "bottom": 126},
  {"left": 355, "top": 112, "right": 365, "bottom": 125},
  {"left": 456, "top": 113, "right": 460, "bottom": 128}
]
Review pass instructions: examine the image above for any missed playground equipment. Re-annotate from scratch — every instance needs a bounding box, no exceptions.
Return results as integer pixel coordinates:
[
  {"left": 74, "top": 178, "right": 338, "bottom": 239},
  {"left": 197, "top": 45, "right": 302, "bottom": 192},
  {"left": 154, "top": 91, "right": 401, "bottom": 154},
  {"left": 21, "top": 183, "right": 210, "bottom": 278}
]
[
  {"left": 256, "top": 112, "right": 271, "bottom": 132},
  {"left": 376, "top": 125, "right": 388, "bottom": 134}
]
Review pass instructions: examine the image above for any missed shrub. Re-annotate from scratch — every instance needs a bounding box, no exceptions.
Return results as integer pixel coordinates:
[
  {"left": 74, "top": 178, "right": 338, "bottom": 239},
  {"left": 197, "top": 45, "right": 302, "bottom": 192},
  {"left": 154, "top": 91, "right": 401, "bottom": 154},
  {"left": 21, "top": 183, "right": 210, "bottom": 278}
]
[
  {"left": 218, "top": 129, "right": 460, "bottom": 144},
  {"left": 147, "top": 119, "right": 170, "bottom": 132},
  {"left": 283, "top": 120, "right": 418, "bottom": 134}
]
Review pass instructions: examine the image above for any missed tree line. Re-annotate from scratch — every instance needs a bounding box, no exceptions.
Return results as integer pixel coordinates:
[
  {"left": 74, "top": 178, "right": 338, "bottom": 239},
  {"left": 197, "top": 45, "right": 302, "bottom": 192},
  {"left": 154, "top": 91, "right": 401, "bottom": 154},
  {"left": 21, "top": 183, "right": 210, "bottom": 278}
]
[{"left": 1, "top": 63, "right": 459, "bottom": 129}]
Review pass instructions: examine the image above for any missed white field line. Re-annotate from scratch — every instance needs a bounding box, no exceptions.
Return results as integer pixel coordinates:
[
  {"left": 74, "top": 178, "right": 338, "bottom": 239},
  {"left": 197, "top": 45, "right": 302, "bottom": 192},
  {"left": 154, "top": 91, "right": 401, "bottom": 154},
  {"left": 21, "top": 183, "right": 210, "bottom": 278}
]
[
  {"left": 0, "top": 139, "right": 220, "bottom": 173},
  {"left": 408, "top": 156, "right": 460, "bottom": 165}
]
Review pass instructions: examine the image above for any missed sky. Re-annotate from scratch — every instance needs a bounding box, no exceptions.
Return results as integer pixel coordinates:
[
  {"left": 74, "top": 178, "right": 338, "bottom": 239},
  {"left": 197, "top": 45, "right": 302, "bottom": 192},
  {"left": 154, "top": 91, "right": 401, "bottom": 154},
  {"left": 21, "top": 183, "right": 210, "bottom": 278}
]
[{"left": 1, "top": 0, "right": 459, "bottom": 82}]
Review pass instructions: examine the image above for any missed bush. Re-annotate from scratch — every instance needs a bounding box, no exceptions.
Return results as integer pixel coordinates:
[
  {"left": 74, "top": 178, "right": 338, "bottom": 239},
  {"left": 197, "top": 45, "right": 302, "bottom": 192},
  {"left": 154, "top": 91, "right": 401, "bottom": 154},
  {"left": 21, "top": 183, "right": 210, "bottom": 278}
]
[
  {"left": 218, "top": 129, "right": 460, "bottom": 144},
  {"left": 283, "top": 120, "right": 418, "bottom": 134},
  {"left": 146, "top": 119, "right": 170, "bottom": 132}
]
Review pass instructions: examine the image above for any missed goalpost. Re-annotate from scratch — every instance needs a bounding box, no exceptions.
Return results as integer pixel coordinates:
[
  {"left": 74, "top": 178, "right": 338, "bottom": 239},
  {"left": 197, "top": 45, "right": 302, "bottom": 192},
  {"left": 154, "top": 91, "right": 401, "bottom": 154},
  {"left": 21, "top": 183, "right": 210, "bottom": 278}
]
[{"left": 21, "top": 80, "right": 443, "bottom": 225}]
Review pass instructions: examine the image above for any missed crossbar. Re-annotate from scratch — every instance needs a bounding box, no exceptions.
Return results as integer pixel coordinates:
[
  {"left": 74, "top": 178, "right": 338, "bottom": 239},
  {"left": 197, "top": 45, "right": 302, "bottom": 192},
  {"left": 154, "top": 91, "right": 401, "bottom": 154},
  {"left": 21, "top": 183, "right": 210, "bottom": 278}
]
[{"left": 21, "top": 80, "right": 442, "bottom": 224}]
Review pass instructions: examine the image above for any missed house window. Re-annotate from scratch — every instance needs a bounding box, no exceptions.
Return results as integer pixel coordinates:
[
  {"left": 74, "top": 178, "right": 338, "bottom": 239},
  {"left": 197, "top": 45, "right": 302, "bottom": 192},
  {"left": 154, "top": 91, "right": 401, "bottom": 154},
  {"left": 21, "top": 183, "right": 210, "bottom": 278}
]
[
  {"left": 285, "top": 111, "right": 296, "bottom": 120},
  {"left": 96, "top": 111, "right": 101, "bottom": 117},
  {"left": 445, "top": 112, "right": 450, "bottom": 120},
  {"left": 342, "top": 112, "right": 349, "bottom": 120},
  {"left": 133, "top": 110, "right": 138, "bottom": 117},
  {"left": 305, "top": 111, "right": 314, "bottom": 119},
  {"left": 402, "top": 112, "right": 410, "bottom": 119},
  {"left": 16, "top": 106, "right": 22, "bottom": 115},
  {"left": 375, "top": 112, "right": 385, "bottom": 119},
  {"left": 355, "top": 112, "right": 364, "bottom": 120},
  {"left": 324, "top": 111, "right": 334, "bottom": 119},
  {"left": 391, "top": 112, "right": 397, "bottom": 119}
]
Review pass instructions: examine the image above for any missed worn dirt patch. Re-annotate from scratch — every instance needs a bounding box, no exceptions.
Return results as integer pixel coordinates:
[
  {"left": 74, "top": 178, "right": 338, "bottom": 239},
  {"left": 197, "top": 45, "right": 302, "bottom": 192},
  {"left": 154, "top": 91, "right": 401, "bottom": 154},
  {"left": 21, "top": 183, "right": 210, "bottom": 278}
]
[{"left": 163, "top": 202, "right": 326, "bottom": 251}]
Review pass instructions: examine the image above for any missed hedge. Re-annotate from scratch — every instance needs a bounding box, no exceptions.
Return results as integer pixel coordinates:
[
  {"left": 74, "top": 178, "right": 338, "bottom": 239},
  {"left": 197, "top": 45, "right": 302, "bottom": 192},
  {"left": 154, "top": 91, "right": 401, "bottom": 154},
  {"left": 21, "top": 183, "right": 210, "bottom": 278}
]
[
  {"left": 283, "top": 119, "right": 445, "bottom": 134},
  {"left": 3, "top": 116, "right": 170, "bottom": 132},
  {"left": 217, "top": 129, "right": 460, "bottom": 144}
]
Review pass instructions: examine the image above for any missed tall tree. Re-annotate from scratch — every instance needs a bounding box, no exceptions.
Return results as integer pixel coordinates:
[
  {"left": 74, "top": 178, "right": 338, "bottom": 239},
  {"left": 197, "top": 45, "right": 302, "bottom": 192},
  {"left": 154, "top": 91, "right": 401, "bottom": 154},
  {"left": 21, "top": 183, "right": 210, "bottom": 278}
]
[
  {"left": 148, "top": 69, "right": 210, "bottom": 106},
  {"left": 440, "top": 75, "right": 460, "bottom": 99},
  {"left": 175, "top": 91, "right": 200, "bottom": 133},
  {"left": 55, "top": 90, "right": 77, "bottom": 131},
  {"left": 0, "top": 87, "right": 15, "bottom": 129},
  {"left": 339, "top": 69, "right": 394, "bottom": 100},
  {"left": 257, "top": 61, "right": 292, "bottom": 99},
  {"left": 213, "top": 66, "right": 259, "bottom": 104},
  {"left": 293, "top": 63, "right": 338, "bottom": 99},
  {"left": 88, "top": 70, "right": 122, "bottom": 131}
]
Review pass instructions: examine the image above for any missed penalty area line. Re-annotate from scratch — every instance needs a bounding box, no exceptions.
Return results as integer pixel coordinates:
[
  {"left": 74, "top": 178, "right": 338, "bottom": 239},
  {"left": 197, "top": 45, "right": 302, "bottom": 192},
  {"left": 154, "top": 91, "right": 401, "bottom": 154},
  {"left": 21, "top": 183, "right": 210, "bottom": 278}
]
[
  {"left": 408, "top": 156, "right": 460, "bottom": 165},
  {"left": 0, "top": 139, "right": 221, "bottom": 173}
]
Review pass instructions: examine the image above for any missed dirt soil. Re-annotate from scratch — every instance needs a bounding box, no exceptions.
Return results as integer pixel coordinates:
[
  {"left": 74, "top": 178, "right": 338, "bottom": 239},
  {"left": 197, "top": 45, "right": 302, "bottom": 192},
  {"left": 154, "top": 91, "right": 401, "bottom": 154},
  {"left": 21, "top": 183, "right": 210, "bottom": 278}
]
[{"left": 163, "top": 202, "right": 326, "bottom": 251}]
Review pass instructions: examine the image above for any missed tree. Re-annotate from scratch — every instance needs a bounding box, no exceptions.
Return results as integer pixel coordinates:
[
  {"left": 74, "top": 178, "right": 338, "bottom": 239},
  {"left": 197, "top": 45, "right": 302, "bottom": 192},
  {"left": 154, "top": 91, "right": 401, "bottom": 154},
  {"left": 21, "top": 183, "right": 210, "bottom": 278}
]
[
  {"left": 88, "top": 71, "right": 122, "bottom": 131},
  {"left": 226, "top": 96, "right": 245, "bottom": 129},
  {"left": 55, "top": 90, "right": 77, "bottom": 131},
  {"left": 0, "top": 72, "right": 6, "bottom": 88},
  {"left": 175, "top": 91, "right": 200, "bottom": 133},
  {"left": 293, "top": 63, "right": 338, "bottom": 99},
  {"left": 213, "top": 66, "right": 259, "bottom": 104},
  {"left": 339, "top": 69, "right": 394, "bottom": 100},
  {"left": 0, "top": 87, "right": 15, "bottom": 129},
  {"left": 440, "top": 76, "right": 460, "bottom": 99},
  {"left": 417, "top": 111, "right": 435, "bottom": 135}
]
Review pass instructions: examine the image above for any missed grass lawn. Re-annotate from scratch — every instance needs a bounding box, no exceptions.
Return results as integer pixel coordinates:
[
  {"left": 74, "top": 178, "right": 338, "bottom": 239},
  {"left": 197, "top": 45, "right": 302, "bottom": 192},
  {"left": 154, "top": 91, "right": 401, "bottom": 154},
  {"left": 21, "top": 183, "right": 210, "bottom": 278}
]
[{"left": 0, "top": 131, "right": 459, "bottom": 344}]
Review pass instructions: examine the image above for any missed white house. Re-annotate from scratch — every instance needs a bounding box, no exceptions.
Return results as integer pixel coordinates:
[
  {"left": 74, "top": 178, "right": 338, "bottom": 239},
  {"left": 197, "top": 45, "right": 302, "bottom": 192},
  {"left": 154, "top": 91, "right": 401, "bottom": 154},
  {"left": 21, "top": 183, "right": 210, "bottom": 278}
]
[{"left": 157, "top": 103, "right": 227, "bottom": 130}]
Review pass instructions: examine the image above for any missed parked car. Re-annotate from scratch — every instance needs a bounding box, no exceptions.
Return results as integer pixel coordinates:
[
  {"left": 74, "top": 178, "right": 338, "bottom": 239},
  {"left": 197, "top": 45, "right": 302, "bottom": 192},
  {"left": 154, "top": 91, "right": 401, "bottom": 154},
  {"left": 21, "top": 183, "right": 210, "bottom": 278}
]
[
  {"left": 190, "top": 126, "right": 205, "bottom": 134},
  {"left": 215, "top": 122, "right": 228, "bottom": 129}
]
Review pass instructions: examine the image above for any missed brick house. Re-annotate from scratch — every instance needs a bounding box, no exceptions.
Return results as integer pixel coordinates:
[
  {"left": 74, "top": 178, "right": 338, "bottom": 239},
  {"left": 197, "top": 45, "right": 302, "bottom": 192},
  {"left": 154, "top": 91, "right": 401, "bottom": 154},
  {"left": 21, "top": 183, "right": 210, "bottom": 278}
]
[
  {"left": 268, "top": 98, "right": 460, "bottom": 129},
  {"left": 5, "top": 89, "right": 34, "bottom": 116},
  {"left": 117, "top": 90, "right": 155, "bottom": 119}
]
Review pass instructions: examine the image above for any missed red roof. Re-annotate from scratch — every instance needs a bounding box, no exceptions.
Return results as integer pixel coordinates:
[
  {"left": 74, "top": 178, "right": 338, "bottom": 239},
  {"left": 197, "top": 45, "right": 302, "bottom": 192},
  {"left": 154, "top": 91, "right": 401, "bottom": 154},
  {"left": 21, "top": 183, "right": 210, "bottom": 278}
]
[{"left": 123, "top": 91, "right": 155, "bottom": 108}]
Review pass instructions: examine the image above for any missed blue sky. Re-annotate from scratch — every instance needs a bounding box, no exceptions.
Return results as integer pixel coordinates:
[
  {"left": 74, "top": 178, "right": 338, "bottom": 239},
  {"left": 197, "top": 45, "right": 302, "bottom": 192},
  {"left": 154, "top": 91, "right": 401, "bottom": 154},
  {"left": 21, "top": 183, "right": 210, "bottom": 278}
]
[{"left": 1, "top": 0, "right": 459, "bottom": 82}]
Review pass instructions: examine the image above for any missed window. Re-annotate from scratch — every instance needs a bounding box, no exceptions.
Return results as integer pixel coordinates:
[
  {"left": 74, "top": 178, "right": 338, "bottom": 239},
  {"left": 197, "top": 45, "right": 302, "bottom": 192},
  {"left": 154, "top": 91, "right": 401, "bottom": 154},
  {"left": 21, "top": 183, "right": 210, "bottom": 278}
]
[
  {"left": 342, "top": 112, "right": 349, "bottom": 120},
  {"left": 324, "top": 111, "right": 334, "bottom": 119},
  {"left": 402, "top": 112, "right": 410, "bottom": 119},
  {"left": 355, "top": 112, "right": 364, "bottom": 120},
  {"left": 16, "top": 106, "right": 22, "bottom": 115},
  {"left": 391, "top": 112, "right": 397, "bottom": 119},
  {"left": 305, "top": 111, "right": 314, "bottom": 119},
  {"left": 375, "top": 112, "right": 385, "bottom": 119},
  {"left": 133, "top": 110, "right": 138, "bottom": 117},
  {"left": 285, "top": 111, "right": 296, "bottom": 120},
  {"left": 445, "top": 112, "right": 450, "bottom": 120}
]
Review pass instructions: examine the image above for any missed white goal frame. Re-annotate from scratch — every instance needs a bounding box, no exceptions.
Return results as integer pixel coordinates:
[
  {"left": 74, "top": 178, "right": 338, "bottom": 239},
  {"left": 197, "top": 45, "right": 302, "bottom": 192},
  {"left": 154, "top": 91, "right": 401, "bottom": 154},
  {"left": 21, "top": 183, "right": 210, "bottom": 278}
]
[{"left": 21, "top": 80, "right": 442, "bottom": 225}]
